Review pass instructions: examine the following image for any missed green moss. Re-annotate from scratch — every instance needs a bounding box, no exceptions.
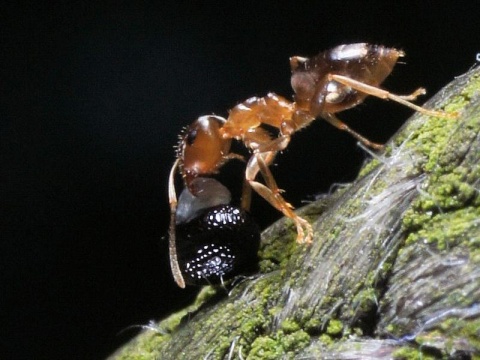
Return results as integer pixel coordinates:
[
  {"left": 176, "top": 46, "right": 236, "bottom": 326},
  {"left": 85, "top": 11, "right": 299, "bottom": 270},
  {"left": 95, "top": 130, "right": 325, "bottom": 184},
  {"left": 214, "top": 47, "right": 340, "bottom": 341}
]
[
  {"left": 325, "top": 319, "right": 343, "bottom": 336},
  {"left": 349, "top": 287, "right": 378, "bottom": 324},
  {"left": 392, "top": 346, "right": 438, "bottom": 360},
  {"left": 248, "top": 336, "right": 284, "bottom": 360},
  {"left": 193, "top": 284, "right": 218, "bottom": 304},
  {"left": 238, "top": 314, "right": 266, "bottom": 344},
  {"left": 281, "top": 319, "right": 300, "bottom": 333},
  {"left": 405, "top": 115, "right": 454, "bottom": 174},
  {"left": 304, "top": 317, "right": 322, "bottom": 334},
  {"left": 281, "top": 329, "right": 310, "bottom": 352},
  {"left": 458, "top": 318, "right": 480, "bottom": 350},
  {"left": 400, "top": 71, "right": 480, "bottom": 177},
  {"left": 400, "top": 88, "right": 480, "bottom": 249},
  {"left": 385, "top": 323, "right": 396, "bottom": 334},
  {"left": 140, "top": 285, "right": 218, "bottom": 337},
  {"left": 357, "top": 157, "right": 381, "bottom": 178},
  {"left": 415, "top": 172, "right": 477, "bottom": 212},
  {"left": 404, "top": 206, "right": 480, "bottom": 250},
  {"left": 258, "top": 223, "right": 299, "bottom": 272},
  {"left": 421, "top": 317, "right": 480, "bottom": 354},
  {"left": 247, "top": 329, "right": 310, "bottom": 359},
  {"left": 318, "top": 333, "right": 334, "bottom": 346}
]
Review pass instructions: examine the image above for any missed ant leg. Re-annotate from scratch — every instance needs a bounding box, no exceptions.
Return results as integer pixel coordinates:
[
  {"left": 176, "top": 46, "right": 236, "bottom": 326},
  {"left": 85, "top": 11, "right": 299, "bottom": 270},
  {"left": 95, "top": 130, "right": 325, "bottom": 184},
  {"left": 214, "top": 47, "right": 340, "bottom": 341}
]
[
  {"left": 330, "top": 74, "right": 456, "bottom": 119},
  {"left": 240, "top": 178, "right": 252, "bottom": 211},
  {"left": 322, "top": 112, "right": 384, "bottom": 150},
  {"left": 168, "top": 158, "right": 186, "bottom": 288},
  {"left": 245, "top": 151, "right": 313, "bottom": 244},
  {"left": 240, "top": 130, "right": 284, "bottom": 212}
]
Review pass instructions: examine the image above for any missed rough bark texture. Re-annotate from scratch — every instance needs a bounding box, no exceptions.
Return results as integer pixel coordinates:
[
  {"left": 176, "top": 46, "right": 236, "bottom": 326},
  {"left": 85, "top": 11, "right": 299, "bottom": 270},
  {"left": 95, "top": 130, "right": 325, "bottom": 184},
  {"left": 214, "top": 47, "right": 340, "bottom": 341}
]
[{"left": 108, "top": 66, "right": 480, "bottom": 360}]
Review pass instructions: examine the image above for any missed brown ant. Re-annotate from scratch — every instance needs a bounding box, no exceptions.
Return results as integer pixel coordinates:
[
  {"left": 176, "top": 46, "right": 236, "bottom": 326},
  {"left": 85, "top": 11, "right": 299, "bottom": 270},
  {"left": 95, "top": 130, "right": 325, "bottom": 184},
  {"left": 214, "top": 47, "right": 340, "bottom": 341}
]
[{"left": 168, "top": 43, "right": 454, "bottom": 288}]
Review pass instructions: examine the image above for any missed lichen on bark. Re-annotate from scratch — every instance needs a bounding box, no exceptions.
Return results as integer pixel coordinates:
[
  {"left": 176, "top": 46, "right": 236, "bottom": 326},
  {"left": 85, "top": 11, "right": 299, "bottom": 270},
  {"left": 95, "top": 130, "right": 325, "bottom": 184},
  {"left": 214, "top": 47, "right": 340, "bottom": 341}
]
[{"left": 108, "top": 66, "right": 480, "bottom": 360}]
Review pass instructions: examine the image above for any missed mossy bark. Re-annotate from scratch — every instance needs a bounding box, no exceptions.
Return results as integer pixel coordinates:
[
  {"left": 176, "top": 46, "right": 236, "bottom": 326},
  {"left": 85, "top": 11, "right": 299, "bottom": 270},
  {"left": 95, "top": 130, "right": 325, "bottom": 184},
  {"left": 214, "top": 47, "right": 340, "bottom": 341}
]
[{"left": 108, "top": 66, "right": 480, "bottom": 360}]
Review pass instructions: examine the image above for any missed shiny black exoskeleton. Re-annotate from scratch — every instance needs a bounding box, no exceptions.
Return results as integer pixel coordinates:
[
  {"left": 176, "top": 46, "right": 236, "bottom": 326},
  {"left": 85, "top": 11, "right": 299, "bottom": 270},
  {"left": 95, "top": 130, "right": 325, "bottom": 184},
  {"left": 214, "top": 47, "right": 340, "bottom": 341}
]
[{"left": 175, "top": 204, "right": 260, "bottom": 286}]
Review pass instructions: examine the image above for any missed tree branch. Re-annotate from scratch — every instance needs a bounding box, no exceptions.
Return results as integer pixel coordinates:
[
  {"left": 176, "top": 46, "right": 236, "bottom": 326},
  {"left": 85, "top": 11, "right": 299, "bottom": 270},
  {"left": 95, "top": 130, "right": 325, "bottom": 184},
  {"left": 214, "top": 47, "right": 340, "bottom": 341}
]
[{"left": 109, "top": 66, "right": 480, "bottom": 360}]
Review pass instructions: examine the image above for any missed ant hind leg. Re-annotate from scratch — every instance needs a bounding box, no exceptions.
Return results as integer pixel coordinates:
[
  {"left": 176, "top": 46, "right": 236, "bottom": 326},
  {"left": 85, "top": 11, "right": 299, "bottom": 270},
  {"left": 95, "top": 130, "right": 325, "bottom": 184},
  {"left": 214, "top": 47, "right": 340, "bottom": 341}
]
[{"left": 329, "top": 74, "right": 456, "bottom": 119}]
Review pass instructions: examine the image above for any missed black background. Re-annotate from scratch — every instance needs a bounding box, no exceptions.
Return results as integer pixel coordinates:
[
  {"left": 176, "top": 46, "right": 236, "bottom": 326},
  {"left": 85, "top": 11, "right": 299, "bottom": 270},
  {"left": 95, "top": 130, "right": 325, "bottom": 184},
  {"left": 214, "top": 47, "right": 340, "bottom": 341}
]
[{"left": 2, "top": 2, "right": 479, "bottom": 359}]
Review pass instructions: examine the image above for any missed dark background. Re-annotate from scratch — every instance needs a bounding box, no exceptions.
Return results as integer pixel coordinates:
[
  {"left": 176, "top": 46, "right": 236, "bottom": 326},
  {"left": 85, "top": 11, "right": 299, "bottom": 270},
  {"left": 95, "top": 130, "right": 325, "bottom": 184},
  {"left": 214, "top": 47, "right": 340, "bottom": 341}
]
[{"left": 2, "top": 2, "right": 478, "bottom": 359}]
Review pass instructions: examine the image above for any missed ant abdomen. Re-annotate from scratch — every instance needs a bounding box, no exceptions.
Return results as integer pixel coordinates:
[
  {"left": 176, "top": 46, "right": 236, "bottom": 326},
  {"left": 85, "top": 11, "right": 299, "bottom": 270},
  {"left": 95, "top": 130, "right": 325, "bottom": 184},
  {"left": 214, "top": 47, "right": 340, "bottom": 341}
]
[
  {"left": 291, "top": 43, "right": 403, "bottom": 115},
  {"left": 173, "top": 178, "right": 260, "bottom": 286}
]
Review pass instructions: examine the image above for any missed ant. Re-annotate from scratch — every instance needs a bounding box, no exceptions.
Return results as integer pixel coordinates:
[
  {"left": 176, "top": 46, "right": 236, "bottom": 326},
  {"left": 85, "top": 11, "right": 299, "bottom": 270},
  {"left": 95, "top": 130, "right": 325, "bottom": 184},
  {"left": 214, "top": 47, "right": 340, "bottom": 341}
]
[{"left": 168, "top": 43, "right": 455, "bottom": 288}]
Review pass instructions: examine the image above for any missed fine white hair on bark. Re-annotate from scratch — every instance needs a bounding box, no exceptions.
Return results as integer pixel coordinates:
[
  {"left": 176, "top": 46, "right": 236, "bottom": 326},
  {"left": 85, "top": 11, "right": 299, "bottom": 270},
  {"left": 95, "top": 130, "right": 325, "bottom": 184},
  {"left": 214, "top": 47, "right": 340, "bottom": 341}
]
[{"left": 273, "top": 136, "right": 426, "bottom": 328}]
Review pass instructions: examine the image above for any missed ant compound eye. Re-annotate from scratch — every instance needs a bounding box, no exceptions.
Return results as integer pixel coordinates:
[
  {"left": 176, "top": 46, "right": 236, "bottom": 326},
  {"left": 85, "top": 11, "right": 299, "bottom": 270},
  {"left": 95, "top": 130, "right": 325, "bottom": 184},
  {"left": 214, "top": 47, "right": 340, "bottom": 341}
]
[
  {"left": 185, "top": 128, "right": 198, "bottom": 146},
  {"left": 174, "top": 204, "right": 260, "bottom": 286}
]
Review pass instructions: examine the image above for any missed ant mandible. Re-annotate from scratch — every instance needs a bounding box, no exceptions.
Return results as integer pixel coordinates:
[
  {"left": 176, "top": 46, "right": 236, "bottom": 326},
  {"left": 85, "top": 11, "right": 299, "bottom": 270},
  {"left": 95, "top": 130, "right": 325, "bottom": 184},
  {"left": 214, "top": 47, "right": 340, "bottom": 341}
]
[{"left": 168, "top": 43, "right": 454, "bottom": 288}]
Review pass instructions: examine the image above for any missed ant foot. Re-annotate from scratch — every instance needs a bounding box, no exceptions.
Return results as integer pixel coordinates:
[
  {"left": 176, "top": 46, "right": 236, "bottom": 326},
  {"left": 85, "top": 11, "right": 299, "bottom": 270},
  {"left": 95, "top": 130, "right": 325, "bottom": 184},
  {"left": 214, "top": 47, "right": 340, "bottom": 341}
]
[
  {"left": 444, "top": 110, "right": 459, "bottom": 119},
  {"left": 294, "top": 216, "right": 313, "bottom": 244},
  {"left": 398, "top": 87, "right": 426, "bottom": 101}
]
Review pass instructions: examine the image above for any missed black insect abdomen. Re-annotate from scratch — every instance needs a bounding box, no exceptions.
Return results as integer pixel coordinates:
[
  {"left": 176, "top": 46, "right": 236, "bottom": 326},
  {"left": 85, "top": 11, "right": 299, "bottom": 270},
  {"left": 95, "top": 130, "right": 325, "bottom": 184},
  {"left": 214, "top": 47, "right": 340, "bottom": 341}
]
[{"left": 175, "top": 204, "right": 260, "bottom": 286}]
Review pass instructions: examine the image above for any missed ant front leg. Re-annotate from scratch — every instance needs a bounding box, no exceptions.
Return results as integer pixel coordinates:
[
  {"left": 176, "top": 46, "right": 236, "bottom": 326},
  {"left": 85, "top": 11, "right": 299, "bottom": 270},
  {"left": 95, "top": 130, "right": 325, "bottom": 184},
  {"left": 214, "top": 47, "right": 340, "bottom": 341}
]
[
  {"left": 329, "top": 74, "right": 456, "bottom": 119},
  {"left": 245, "top": 138, "right": 313, "bottom": 244}
]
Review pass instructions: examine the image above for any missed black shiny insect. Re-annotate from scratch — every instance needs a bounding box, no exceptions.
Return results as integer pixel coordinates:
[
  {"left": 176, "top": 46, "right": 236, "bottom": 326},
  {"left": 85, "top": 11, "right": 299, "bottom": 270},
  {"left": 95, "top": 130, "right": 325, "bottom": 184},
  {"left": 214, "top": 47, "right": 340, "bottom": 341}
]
[
  {"left": 169, "top": 177, "right": 260, "bottom": 287},
  {"left": 175, "top": 204, "right": 260, "bottom": 286}
]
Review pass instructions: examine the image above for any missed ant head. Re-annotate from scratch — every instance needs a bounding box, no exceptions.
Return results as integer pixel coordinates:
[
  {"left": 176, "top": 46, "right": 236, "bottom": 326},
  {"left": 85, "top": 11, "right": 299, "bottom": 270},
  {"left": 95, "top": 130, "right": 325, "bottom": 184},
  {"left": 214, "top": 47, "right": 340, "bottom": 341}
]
[{"left": 177, "top": 115, "right": 232, "bottom": 191}]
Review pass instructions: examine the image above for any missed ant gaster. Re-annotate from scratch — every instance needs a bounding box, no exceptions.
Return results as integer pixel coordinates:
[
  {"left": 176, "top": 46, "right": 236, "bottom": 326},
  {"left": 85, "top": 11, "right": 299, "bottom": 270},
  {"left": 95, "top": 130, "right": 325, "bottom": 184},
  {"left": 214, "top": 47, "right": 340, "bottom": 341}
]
[{"left": 168, "top": 43, "right": 454, "bottom": 288}]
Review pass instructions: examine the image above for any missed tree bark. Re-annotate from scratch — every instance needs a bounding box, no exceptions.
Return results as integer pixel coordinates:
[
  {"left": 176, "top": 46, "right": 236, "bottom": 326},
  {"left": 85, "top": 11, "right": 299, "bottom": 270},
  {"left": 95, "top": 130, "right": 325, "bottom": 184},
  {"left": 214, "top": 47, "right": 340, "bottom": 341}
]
[{"left": 108, "top": 66, "right": 480, "bottom": 360}]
